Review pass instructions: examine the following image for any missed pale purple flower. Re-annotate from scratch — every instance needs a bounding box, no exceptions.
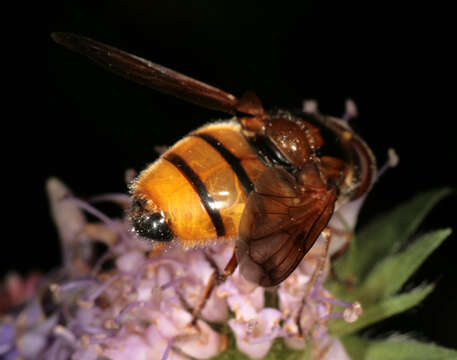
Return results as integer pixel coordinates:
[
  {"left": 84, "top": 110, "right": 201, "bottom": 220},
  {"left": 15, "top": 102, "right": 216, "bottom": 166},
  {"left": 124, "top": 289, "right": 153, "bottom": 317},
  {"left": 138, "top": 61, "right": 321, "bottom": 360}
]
[
  {"left": 0, "top": 171, "right": 381, "bottom": 360},
  {"left": 229, "top": 308, "right": 282, "bottom": 359},
  {"left": 314, "top": 337, "right": 351, "bottom": 360}
]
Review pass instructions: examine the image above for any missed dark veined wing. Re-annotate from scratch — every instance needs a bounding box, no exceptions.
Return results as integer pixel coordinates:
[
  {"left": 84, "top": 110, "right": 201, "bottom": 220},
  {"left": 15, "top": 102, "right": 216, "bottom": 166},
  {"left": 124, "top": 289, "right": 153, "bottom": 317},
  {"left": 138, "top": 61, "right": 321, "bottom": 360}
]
[
  {"left": 236, "top": 167, "right": 336, "bottom": 287},
  {"left": 51, "top": 32, "right": 263, "bottom": 116}
]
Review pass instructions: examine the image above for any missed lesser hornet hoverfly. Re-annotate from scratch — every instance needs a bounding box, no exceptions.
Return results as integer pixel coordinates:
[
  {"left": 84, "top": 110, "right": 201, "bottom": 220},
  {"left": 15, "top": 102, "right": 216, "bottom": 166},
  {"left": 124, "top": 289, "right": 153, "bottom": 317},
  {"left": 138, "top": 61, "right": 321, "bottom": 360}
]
[{"left": 52, "top": 32, "right": 376, "bottom": 322}]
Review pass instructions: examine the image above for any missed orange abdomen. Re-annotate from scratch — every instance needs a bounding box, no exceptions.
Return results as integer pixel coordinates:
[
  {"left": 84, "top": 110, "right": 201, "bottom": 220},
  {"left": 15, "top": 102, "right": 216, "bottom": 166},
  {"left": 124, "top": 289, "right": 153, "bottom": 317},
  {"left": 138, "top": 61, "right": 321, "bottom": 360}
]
[{"left": 132, "top": 121, "right": 266, "bottom": 246}]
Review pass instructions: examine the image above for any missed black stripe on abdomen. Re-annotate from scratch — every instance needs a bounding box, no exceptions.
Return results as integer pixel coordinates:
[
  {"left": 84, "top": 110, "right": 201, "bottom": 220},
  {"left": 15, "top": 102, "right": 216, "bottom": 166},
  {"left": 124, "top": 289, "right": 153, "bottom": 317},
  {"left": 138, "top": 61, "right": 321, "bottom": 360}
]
[
  {"left": 164, "top": 152, "right": 226, "bottom": 237},
  {"left": 193, "top": 133, "right": 254, "bottom": 194}
]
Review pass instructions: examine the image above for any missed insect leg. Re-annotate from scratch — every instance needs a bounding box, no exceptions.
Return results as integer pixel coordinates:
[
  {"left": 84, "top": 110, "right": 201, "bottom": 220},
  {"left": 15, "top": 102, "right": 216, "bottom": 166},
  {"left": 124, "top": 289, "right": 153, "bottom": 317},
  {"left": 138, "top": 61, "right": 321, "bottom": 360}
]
[{"left": 190, "top": 252, "right": 237, "bottom": 325}]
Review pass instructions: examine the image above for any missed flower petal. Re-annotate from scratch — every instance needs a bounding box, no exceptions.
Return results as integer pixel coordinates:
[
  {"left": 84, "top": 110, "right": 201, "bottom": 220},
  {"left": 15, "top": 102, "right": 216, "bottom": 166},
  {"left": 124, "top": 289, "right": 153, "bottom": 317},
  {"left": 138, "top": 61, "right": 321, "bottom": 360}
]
[{"left": 174, "top": 320, "right": 225, "bottom": 359}]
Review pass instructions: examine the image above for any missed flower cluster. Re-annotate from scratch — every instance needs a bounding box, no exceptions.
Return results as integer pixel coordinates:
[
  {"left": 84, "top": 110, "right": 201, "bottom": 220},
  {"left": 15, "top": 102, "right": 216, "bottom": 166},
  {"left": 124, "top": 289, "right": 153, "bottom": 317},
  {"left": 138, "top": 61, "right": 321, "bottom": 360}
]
[
  {"left": 1, "top": 176, "right": 369, "bottom": 360},
  {"left": 3, "top": 130, "right": 454, "bottom": 360}
]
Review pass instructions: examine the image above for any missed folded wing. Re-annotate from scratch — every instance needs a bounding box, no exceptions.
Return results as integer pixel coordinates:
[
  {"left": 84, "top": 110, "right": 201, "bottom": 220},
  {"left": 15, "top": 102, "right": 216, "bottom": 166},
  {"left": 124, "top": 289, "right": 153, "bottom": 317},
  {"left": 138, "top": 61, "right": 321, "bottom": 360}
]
[{"left": 236, "top": 167, "right": 336, "bottom": 287}]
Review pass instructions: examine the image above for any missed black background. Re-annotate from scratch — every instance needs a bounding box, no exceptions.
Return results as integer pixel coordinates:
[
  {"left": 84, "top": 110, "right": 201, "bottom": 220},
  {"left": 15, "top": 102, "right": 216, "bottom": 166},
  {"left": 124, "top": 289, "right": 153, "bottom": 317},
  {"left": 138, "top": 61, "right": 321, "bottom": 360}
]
[{"left": 7, "top": 0, "right": 457, "bottom": 351}]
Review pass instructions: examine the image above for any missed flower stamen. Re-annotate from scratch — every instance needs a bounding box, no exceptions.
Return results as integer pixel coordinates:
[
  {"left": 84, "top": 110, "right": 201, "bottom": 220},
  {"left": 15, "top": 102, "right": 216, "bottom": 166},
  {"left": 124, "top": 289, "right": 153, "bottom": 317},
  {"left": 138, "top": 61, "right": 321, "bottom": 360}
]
[
  {"left": 66, "top": 196, "right": 130, "bottom": 243},
  {"left": 377, "top": 148, "right": 399, "bottom": 180}
]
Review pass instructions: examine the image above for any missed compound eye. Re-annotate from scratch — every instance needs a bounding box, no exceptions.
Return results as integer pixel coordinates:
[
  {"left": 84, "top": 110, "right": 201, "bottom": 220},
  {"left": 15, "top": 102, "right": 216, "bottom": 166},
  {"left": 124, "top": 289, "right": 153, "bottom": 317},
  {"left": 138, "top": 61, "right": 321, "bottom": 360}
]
[{"left": 129, "top": 199, "right": 174, "bottom": 242}]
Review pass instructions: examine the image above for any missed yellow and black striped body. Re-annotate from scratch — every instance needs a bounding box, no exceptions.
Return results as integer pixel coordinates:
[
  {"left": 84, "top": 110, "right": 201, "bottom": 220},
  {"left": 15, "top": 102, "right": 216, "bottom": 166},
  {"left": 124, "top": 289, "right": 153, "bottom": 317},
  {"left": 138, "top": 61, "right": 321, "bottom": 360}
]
[{"left": 130, "top": 121, "right": 267, "bottom": 247}]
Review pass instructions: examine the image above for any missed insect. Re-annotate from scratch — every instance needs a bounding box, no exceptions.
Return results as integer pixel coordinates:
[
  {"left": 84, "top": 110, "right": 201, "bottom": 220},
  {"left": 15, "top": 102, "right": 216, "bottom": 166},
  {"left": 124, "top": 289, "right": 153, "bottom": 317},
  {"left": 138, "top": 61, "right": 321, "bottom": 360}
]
[{"left": 52, "top": 32, "right": 376, "bottom": 320}]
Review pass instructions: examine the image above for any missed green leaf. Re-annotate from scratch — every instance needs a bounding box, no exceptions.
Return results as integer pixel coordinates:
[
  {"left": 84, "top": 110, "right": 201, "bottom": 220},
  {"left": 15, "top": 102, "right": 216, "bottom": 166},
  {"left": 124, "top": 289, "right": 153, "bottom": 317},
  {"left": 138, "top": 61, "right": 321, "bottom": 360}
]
[
  {"left": 353, "top": 229, "right": 452, "bottom": 304},
  {"left": 334, "top": 188, "right": 453, "bottom": 283},
  {"left": 342, "top": 335, "right": 457, "bottom": 360},
  {"left": 329, "top": 284, "right": 434, "bottom": 337}
]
